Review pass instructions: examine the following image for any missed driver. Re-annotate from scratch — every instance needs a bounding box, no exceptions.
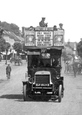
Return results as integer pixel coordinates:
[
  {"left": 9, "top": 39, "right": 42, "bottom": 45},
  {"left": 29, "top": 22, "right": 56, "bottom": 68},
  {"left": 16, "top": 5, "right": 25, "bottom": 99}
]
[
  {"left": 39, "top": 60, "right": 44, "bottom": 67},
  {"left": 32, "top": 57, "right": 38, "bottom": 68},
  {"left": 52, "top": 59, "right": 59, "bottom": 67}
]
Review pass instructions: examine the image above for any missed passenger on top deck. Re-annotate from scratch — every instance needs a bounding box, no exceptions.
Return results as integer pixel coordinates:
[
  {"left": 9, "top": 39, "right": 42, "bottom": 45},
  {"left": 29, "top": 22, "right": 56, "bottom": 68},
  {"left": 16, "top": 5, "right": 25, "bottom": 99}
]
[{"left": 39, "top": 17, "right": 48, "bottom": 27}]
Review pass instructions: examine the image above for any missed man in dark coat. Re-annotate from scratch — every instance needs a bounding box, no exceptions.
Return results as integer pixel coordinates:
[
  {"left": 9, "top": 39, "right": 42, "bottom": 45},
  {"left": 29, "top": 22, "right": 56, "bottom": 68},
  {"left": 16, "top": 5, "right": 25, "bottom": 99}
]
[
  {"left": 39, "top": 17, "right": 47, "bottom": 27},
  {"left": 72, "top": 62, "right": 78, "bottom": 77},
  {"left": 6, "top": 64, "right": 12, "bottom": 78}
]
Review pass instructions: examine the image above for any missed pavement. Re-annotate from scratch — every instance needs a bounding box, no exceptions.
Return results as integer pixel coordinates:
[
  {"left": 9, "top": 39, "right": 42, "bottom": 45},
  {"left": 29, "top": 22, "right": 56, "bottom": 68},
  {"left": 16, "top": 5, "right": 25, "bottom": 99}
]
[
  {"left": 0, "top": 60, "right": 26, "bottom": 81},
  {"left": 0, "top": 60, "right": 82, "bottom": 115},
  {"left": 0, "top": 60, "right": 5, "bottom": 66}
]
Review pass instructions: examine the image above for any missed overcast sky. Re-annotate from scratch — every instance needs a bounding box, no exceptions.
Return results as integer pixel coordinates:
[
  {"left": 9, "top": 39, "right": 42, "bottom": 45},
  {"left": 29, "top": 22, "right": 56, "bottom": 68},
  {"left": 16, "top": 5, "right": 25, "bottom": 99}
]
[{"left": 0, "top": 0, "right": 82, "bottom": 42}]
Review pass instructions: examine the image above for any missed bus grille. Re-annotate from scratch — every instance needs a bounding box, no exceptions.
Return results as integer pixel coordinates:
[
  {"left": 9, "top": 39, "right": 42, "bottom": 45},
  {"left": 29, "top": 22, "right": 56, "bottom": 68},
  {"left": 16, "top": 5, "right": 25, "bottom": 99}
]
[{"left": 35, "top": 75, "right": 50, "bottom": 84}]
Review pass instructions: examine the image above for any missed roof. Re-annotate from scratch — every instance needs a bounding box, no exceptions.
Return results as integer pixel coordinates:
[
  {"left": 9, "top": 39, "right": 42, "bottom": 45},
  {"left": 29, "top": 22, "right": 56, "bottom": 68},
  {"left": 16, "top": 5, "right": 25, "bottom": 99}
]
[
  {"left": 66, "top": 42, "right": 77, "bottom": 50},
  {"left": 3, "top": 30, "right": 24, "bottom": 42},
  {"left": 3, "top": 31, "right": 19, "bottom": 41},
  {"left": 0, "top": 26, "right": 24, "bottom": 42}
]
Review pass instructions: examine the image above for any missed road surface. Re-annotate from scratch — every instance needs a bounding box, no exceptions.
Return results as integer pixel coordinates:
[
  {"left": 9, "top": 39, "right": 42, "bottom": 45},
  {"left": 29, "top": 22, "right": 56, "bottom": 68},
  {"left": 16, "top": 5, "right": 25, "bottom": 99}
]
[{"left": 0, "top": 60, "right": 82, "bottom": 115}]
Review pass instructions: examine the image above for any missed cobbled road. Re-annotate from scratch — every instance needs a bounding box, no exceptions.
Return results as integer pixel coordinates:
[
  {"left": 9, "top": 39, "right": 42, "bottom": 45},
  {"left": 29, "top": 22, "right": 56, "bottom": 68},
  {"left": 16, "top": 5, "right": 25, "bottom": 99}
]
[{"left": 0, "top": 60, "right": 82, "bottom": 115}]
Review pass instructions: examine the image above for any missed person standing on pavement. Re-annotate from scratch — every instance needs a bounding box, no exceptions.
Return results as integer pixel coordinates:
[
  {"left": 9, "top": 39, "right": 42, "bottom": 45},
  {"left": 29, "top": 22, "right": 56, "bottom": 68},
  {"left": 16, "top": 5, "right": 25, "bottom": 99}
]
[
  {"left": 6, "top": 64, "right": 12, "bottom": 79},
  {"left": 72, "top": 61, "right": 78, "bottom": 77}
]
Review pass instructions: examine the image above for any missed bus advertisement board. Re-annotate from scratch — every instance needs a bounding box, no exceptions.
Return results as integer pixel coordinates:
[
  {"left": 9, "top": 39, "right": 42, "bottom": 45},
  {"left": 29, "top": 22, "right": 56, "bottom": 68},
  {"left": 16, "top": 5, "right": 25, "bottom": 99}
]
[
  {"left": 54, "top": 29, "right": 64, "bottom": 46},
  {"left": 25, "top": 31, "right": 35, "bottom": 46},
  {"left": 35, "top": 31, "right": 53, "bottom": 47}
]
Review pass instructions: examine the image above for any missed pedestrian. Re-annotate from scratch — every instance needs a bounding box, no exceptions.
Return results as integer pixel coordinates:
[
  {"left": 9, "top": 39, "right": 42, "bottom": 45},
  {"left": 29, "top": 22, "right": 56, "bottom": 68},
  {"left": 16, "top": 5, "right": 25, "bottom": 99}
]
[
  {"left": 72, "top": 62, "right": 78, "bottom": 77},
  {"left": 6, "top": 64, "right": 12, "bottom": 79}
]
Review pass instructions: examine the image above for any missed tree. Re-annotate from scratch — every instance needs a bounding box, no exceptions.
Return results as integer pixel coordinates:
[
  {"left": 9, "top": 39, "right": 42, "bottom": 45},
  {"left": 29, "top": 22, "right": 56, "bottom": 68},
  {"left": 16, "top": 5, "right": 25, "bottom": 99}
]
[
  {"left": 0, "top": 29, "right": 6, "bottom": 52},
  {"left": 77, "top": 40, "right": 82, "bottom": 58},
  {"left": 0, "top": 38, "right": 6, "bottom": 52},
  {"left": 0, "top": 21, "right": 20, "bottom": 36},
  {"left": 10, "top": 23, "right": 20, "bottom": 36},
  {"left": 62, "top": 50, "right": 69, "bottom": 62},
  {"left": 0, "top": 29, "right": 10, "bottom": 64},
  {"left": 13, "top": 42, "right": 23, "bottom": 55},
  {"left": 5, "top": 42, "right": 11, "bottom": 64},
  {"left": 0, "top": 38, "right": 6, "bottom": 61}
]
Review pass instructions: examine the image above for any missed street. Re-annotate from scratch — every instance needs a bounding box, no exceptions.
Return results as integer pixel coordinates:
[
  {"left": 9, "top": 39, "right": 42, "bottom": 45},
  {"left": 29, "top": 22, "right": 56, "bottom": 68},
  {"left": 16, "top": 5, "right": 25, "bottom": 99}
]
[{"left": 0, "top": 60, "right": 82, "bottom": 115}]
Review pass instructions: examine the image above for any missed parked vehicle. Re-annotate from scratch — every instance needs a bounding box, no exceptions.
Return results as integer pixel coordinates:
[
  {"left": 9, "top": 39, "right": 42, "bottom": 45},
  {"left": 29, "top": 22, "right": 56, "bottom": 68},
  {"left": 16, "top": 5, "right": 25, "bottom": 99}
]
[{"left": 10, "top": 55, "right": 22, "bottom": 66}]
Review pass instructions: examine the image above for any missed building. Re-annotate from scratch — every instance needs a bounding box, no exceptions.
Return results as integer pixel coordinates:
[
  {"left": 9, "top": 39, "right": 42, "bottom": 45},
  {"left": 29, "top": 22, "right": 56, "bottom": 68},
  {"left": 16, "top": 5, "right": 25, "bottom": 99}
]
[{"left": 1, "top": 29, "right": 24, "bottom": 59}]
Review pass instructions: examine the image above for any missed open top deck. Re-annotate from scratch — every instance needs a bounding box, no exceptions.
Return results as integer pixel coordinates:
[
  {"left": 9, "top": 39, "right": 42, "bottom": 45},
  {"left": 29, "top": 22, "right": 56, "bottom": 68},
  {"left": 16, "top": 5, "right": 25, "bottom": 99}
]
[{"left": 23, "top": 20, "right": 65, "bottom": 50}]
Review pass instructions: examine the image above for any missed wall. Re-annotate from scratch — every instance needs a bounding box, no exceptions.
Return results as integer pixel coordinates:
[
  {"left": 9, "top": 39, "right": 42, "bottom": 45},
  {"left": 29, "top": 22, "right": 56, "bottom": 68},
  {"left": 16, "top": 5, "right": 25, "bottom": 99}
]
[{"left": 3, "top": 35, "right": 15, "bottom": 46}]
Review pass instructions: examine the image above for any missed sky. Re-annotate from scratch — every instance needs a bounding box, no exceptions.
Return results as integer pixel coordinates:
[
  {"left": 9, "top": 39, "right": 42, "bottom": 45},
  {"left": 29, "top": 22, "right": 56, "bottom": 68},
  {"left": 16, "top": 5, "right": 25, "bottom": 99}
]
[{"left": 0, "top": 0, "right": 82, "bottom": 42}]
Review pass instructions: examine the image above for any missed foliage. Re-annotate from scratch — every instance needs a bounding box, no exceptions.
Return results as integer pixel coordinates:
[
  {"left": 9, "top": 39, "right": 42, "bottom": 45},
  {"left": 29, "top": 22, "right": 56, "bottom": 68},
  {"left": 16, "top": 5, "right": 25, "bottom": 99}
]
[
  {"left": 77, "top": 40, "right": 82, "bottom": 58},
  {"left": 62, "top": 49, "right": 73, "bottom": 62},
  {"left": 0, "top": 37, "right": 6, "bottom": 52},
  {"left": 13, "top": 42, "right": 23, "bottom": 55},
  {"left": 0, "top": 21, "right": 20, "bottom": 36},
  {"left": 62, "top": 51, "right": 68, "bottom": 62},
  {"left": 0, "top": 29, "right": 11, "bottom": 53}
]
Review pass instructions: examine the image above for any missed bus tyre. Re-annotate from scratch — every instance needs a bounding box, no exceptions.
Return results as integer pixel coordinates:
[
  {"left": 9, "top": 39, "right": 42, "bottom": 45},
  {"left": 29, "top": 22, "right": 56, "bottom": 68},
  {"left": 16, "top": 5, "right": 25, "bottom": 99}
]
[
  {"left": 58, "top": 85, "right": 62, "bottom": 102},
  {"left": 23, "top": 85, "right": 27, "bottom": 101}
]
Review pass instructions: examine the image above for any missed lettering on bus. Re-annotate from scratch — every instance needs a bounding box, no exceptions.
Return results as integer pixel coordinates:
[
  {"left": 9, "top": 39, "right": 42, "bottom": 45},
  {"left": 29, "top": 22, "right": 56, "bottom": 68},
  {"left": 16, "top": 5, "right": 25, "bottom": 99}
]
[{"left": 36, "top": 31, "right": 53, "bottom": 47}]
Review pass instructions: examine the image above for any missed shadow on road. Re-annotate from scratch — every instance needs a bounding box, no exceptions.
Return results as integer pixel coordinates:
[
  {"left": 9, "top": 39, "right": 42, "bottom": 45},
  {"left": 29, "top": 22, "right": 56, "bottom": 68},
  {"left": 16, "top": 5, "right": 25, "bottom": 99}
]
[
  {"left": 0, "top": 94, "right": 23, "bottom": 100},
  {"left": 0, "top": 79, "right": 7, "bottom": 83},
  {"left": 0, "top": 94, "right": 59, "bottom": 103}
]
